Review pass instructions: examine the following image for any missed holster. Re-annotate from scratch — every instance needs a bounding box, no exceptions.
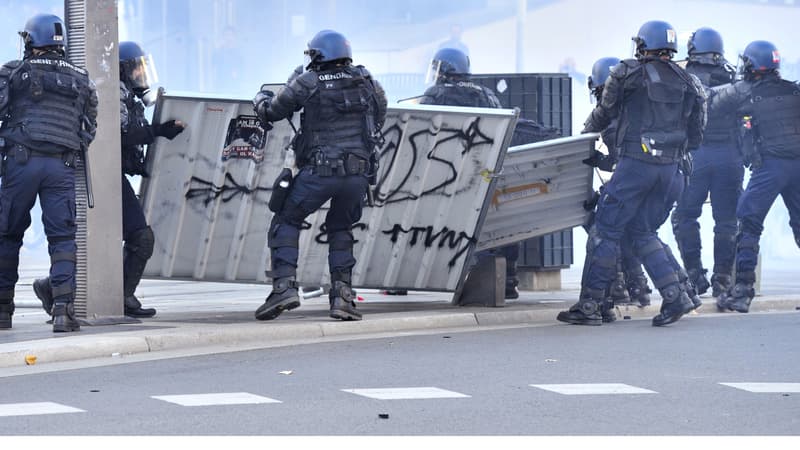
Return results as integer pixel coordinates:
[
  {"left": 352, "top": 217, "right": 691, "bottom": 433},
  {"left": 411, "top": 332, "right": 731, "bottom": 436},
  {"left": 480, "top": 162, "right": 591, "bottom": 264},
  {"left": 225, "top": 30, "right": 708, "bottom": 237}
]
[{"left": 268, "top": 168, "right": 294, "bottom": 213}]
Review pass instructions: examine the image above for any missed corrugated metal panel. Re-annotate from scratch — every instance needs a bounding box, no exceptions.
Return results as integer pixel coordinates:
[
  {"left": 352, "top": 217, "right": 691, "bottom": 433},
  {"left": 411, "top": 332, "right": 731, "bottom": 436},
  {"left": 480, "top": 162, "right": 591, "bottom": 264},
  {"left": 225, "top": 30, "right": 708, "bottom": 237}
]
[
  {"left": 476, "top": 133, "right": 598, "bottom": 252},
  {"left": 65, "top": 0, "right": 88, "bottom": 316},
  {"left": 140, "top": 93, "right": 518, "bottom": 291}
]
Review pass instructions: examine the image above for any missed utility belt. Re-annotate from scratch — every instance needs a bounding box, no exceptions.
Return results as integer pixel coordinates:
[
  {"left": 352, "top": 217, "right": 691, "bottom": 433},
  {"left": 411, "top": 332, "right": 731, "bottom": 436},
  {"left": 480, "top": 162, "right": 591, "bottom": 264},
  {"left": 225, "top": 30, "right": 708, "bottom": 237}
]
[
  {"left": 309, "top": 152, "right": 370, "bottom": 177},
  {"left": 620, "top": 139, "right": 683, "bottom": 164},
  {"left": 1, "top": 142, "right": 76, "bottom": 167}
]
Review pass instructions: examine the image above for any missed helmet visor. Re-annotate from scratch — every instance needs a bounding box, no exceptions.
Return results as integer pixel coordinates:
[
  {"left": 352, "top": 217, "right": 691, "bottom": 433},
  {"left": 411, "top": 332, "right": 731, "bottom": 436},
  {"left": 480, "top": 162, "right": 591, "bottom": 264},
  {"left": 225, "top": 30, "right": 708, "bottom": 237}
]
[
  {"left": 123, "top": 54, "right": 159, "bottom": 91},
  {"left": 425, "top": 60, "right": 444, "bottom": 85}
]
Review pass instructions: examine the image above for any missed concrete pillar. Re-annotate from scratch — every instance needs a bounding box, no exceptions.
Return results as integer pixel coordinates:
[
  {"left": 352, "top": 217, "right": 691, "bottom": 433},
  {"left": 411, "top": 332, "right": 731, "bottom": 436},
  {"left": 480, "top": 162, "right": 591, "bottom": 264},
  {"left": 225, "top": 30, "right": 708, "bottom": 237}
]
[
  {"left": 518, "top": 268, "right": 562, "bottom": 291},
  {"left": 65, "top": 0, "right": 125, "bottom": 321}
]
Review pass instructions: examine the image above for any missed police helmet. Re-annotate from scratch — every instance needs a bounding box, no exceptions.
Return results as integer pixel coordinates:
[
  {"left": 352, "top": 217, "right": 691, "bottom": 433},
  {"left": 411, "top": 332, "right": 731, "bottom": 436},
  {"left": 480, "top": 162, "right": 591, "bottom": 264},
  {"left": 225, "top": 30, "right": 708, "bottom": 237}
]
[
  {"left": 119, "top": 41, "right": 159, "bottom": 99},
  {"left": 688, "top": 27, "right": 723, "bottom": 56},
  {"left": 19, "top": 14, "right": 66, "bottom": 56},
  {"left": 633, "top": 20, "right": 678, "bottom": 56},
  {"left": 304, "top": 30, "right": 352, "bottom": 68},
  {"left": 740, "top": 40, "right": 780, "bottom": 74},
  {"left": 427, "top": 47, "right": 470, "bottom": 84},
  {"left": 588, "top": 57, "right": 620, "bottom": 91}
]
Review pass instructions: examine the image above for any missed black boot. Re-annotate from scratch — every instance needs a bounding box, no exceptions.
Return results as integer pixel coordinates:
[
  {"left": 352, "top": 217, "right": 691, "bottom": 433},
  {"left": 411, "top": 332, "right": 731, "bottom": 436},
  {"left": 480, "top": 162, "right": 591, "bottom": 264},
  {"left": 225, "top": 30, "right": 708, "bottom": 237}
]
[
  {"left": 52, "top": 303, "right": 81, "bottom": 333},
  {"left": 652, "top": 283, "right": 694, "bottom": 327},
  {"left": 255, "top": 277, "right": 300, "bottom": 320},
  {"left": 717, "top": 282, "right": 754, "bottom": 313},
  {"left": 678, "top": 269, "right": 702, "bottom": 311},
  {"left": 557, "top": 289, "right": 603, "bottom": 326},
  {"left": 626, "top": 274, "right": 652, "bottom": 307},
  {"left": 0, "top": 290, "right": 14, "bottom": 330},
  {"left": 32, "top": 278, "right": 54, "bottom": 315},
  {"left": 601, "top": 297, "right": 617, "bottom": 323},
  {"left": 609, "top": 272, "right": 630, "bottom": 304},
  {"left": 711, "top": 273, "right": 733, "bottom": 298},
  {"left": 124, "top": 295, "right": 156, "bottom": 318},
  {"left": 687, "top": 268, "right": 710, "bottom": 296},
  {"left": 505, "top": 278, "right": 519, "bottom": 300},
  {"left": 329, "top": 274, "right": 362, "bottom": 321}
]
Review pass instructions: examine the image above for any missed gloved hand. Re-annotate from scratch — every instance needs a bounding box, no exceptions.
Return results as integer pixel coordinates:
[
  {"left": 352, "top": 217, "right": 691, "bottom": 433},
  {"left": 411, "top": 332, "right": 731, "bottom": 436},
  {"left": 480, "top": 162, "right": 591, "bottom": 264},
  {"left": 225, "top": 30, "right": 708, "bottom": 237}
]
[
  {"left": 153, "top": 120, "right": 185, "bottom": 140},
  {"left": 253, "top": 89, "right": 274, "bottom": 115},
  {"left": 582, "top": 149, "right": 616, "bottom": 172}
]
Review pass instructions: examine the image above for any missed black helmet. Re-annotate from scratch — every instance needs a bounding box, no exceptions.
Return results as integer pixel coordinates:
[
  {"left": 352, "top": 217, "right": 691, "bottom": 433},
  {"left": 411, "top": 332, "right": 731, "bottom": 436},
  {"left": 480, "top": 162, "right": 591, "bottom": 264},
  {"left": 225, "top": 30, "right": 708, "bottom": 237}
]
[
  {"left": 588, "top": 57, "right": 620, "bottom": 91},
  {"left": 740, "top": 40, "right": 780, "bottom": 75},
  {"left": 304, "top": 30, "right": 352, "bottom": 68},
  {"left": 633, "top": 20, "right": 678, "bottom": 57},
  {"left": 19, "top": 14, "right": 66, "bottom": 56},
  {"left": 119, "top": 41, "right": 159, "bottom": 101},
  {"left": 427, "top": 47, "right": 470, "bottom": 83}
]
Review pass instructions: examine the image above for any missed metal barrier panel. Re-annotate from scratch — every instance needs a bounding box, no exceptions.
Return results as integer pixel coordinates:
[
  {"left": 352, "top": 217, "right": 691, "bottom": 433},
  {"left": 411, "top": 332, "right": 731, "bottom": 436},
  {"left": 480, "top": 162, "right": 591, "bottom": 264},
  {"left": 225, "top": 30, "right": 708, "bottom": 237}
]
[
  {"left": 476, "top": 134, "right": 598, "bottom": 252},
  {"left": 140, "top": 93, "right": 518, "bottom": 291}
]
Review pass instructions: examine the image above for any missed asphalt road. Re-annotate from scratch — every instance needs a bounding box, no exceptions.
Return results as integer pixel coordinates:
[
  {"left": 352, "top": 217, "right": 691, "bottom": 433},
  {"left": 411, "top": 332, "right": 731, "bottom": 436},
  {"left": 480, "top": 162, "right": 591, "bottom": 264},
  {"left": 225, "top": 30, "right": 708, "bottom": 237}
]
[{"left": 1, "top": 312, "right": 798, "bottom": 436}]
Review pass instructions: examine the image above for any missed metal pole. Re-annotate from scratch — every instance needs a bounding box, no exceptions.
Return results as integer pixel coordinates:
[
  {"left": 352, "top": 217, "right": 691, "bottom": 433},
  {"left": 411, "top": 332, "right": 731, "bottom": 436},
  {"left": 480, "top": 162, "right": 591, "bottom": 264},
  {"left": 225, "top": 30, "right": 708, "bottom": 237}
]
[
  {"left": 65, "top": 0, "right": 125, "bottom": 321},
  {"left": 516, "top": 0, "right": 527, "bottom": 73}
]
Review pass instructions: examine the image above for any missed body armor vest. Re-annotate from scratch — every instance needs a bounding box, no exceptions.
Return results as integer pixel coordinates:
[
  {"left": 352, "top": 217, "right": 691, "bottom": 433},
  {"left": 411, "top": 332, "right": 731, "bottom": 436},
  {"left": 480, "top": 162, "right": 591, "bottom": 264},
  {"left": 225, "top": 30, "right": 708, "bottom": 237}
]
[
  {"left": 422, "top": 81, "right": 496, "bottom": 107},
  {"left": 621, "top": 60, "right": 696, "bottom": 163},
  {"left": 686, "top": 62, "right": 736, "bottom": 144},
  {"left": 121, "top": 85, "right": 150, "bottom": 175},
  {"left": 750, "top": 79, "right": 800, "bottom": 160},
  {"left": 2, "top": 56, "right": 90, "bottom": 153},
  {"left": 300, "top": 66, "right": 378, "bottom": 164}
]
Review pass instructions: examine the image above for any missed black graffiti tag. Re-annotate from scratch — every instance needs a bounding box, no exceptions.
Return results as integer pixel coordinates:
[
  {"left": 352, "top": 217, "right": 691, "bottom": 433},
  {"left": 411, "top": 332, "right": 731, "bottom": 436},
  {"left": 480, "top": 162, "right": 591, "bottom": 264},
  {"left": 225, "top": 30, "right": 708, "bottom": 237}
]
[
  {"left": 382, "top": 224, "right": 477, "bottom": 268},
  {"left": 373, "top": 116, "right": 494, "bottom": 206},
  {"left": 185, "top": 173, "right": 271, "bottom": 206}
]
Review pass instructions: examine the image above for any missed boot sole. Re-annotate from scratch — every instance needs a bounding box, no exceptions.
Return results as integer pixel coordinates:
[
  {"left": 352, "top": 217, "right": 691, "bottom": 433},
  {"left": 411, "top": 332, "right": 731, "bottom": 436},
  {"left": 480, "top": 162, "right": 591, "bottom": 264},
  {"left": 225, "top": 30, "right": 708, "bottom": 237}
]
[
  {"left": 0, "top": 321, "right": 11, "bottom": 330},
  {"left": 53, "top": 324, "right": 80, "bottom": 333},
  {"left": 255, "top": 299, "right": 300, "bottom": 321},
  {"left": 556, "top": 313, "right": 602, "bottom": 326},
  {"left": 652, "top": 303, "right": 693, "bottom": 327},
  {"left": 125, "top": 308, "right": 157, "bottom": 318},
  {"left": 329, "top": 309, "right": 362, "bottom": 321}
]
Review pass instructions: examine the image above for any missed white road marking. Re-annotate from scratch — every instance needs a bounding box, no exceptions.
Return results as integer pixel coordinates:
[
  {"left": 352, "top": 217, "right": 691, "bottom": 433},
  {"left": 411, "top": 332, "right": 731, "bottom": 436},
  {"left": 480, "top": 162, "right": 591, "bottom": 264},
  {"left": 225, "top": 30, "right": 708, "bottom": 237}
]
[
  {"left": 530, "top": 383, "right": 658, "bottom": 395},
  {"left": 0, "top": 402, "right": 85, "bottom": 417},
  {"left": 720, "top": 383, "right": 800, "bottom": 393},
  {"left": 341, "top": 387, "right": 471, "bottom": 400},
  {"left": 151, "top": 392, "right": 282, "bottom": 406}
]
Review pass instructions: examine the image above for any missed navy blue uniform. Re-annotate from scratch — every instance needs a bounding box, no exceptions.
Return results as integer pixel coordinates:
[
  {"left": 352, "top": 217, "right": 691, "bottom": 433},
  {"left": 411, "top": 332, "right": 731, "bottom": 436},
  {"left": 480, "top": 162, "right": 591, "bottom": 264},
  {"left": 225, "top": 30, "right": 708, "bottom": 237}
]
[
  {"left": 710, "top": 74, "right": 800, "bottom": 312},
  {"left": 561, "top": 56, "right": 706, "bottom": 326},
  {"left": 671, "top": 61, "right": 741, "bottom": 297},
  {"left": 253, "top": 61, "right": 387, "bottom": 322},
  {"left": 0, "top": 53, "right": 97, "bottom": 328}
]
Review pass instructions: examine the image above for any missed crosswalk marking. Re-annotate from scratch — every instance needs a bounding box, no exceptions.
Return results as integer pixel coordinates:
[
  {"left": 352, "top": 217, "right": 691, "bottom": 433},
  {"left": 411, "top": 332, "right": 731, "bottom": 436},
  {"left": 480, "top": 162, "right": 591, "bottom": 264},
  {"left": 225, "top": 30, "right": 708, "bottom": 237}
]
[
  {"left": 0, "top": 402, "right": 85, "bottom": 417},
  {"left": 151, "top": 392, "right": 282, "bottom": 406},
  {"left": 720, "top": 383, "right": 800, "bottom": 393},
  {"left": 341, "top": 387, "right": 471, "bottom": 400},
  {"left": 530, "top": 383, "right": 658, "bottom": 395}
]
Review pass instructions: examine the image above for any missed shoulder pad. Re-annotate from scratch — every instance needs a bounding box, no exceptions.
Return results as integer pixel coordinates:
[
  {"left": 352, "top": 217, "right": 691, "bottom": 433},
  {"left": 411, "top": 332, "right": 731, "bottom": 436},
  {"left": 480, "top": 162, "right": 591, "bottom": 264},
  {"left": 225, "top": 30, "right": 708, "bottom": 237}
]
[
  {"left": 354, "top": 65, "right": 372, "bottom": 79},
  {"left": 293, "top": 70, "right": 319, "bottom": 89},
  {"left": 0, "top": 60, "right": 23, "bottom": 77},
  {"left": 610, "top": 59, "right": 637, "bottom": 78}
]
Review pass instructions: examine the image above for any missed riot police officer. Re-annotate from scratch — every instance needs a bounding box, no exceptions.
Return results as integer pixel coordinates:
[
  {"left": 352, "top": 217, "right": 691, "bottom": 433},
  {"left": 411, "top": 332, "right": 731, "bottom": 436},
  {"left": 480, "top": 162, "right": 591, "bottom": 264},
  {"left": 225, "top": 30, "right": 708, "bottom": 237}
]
[
  {"left": 558, "top": 20, "right": 706, "bottom": 327},
  {"left": 32, "top": 41, "right": 185, "bottom": 318},
  {"left": 253, "top": 30, "right": 387, "bottom": 321},
  {"left": 418, "top": 47, "right": 525, "bottom": 298},
  {"left": 0, "top": 14, "right": 98, "bottom": 332},
  {"left": 580, "top": 56, "right": 653, "bottom": 322},
  {"left": 419, "top": 47, "right": 503, "bottom": 108},
  {"left": 710, "top": 41, "right": 800, "bottom": 313},
  {"left": 670, "top": 28, "right": 742, "bottom": 299}
]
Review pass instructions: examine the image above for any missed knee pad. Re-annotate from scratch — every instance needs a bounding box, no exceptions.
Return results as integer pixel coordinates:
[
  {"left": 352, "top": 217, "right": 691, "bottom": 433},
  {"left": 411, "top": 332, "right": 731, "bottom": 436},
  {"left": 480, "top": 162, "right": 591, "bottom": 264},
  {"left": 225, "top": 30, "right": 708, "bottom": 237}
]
[
  {"left": 328, "top": 230, "right": 355, "bottom": 252},
  {"left": 125, "top": 226, "right": 155, "bottom": 260}
]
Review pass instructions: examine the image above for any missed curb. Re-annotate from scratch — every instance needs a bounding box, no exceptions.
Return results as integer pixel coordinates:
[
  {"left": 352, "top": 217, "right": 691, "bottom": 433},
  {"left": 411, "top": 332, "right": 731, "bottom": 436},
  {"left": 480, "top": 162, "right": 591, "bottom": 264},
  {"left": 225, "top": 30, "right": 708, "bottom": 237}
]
[{"left": 2, "top": 299, "right": 798, "bottom": 369}]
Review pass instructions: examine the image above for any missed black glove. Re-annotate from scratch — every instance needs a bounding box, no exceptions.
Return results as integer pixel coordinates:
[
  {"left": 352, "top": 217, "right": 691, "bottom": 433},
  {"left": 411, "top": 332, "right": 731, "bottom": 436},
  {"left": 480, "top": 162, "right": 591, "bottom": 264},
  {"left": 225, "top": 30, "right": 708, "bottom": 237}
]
[
  {"left": 153, "top": 120, "right": 185, "bottom": 140},
  {"left": 582, "top": 150, "right": 616, "bottom": 172},
  {"left": 253, "top": 89, "right": 274, "bottom": 115}
]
